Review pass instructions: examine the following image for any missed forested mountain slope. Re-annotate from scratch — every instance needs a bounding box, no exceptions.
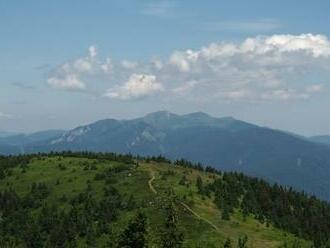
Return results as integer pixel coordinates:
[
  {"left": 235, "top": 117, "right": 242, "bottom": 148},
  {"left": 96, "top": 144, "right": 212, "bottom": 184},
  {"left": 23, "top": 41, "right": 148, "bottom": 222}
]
[
  {"left": 2, "top": 111, "right": 330, "bottom": 201},
  {"left": 2, "top": 153, "right": 330, "bottom": 247}
]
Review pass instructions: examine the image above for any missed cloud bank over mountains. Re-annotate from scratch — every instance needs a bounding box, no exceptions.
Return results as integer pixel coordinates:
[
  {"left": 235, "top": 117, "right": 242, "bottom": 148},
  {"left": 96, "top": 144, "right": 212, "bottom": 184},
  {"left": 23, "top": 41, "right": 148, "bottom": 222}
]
[{"left": 47, "top": 34, "right": 329, "bottom": 102}]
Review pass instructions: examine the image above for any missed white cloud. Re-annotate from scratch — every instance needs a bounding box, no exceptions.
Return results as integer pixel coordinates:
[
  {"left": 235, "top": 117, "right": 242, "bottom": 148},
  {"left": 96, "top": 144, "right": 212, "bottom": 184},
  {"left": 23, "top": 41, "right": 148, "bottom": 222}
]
[
  {"left": 88, "top": 46, "right": 97, "bottom": 58},
  {"left": 72, "top": 59, "right": 93, "bottom": 73},
  {"left": 47, "top": 74, "right": 86, "bottom": 90},
  {"left": 69, "top": 46, "right": 97, "bottom": 73},
  {"left": 206, "top": 19, "right": 281, "bottom": 33},
  {"left": 101, "top": 58, "right": 113, "bottom": 74},
  {"left": 151, "top": 58, "right": 163, "bottom": 70},
  {"left": 164, "top": 33, "right": 330, "bottom": 101},
  {"left": 170, "top": 34, "right": 330, "bottom": 64},
  {"left": 169, "top": 50, "right": 198, "bottom": 72},
  {"left": 105, "top": 74, "right": 164, "bottom": 100},
  {"left": 47, "top": 45, "right": 113, "bottom": 91},
  {"left": 48, "top": 34, "right": 330, "bottom": 103},
  {"left": 122, "top": 60, "right": 138, "bottom": 69},
  {"left": 240, "top": 34, "right": 330, "bottom": 57},
  {"left": 142, "top": 1, "right": 176, "bottom": 17}
]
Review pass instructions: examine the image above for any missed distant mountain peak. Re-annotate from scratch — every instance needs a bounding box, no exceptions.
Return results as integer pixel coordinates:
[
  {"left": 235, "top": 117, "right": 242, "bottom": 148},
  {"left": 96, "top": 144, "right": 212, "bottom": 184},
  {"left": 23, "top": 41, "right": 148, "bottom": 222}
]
[
  {"left": 144, "top": 111, "right": 178, "bottom": 120},
  {"left": 183, "top": 111, "right": 212, "bottom": 119},
  {"left": 145, "top": 111, "right": 237, "bottom": 122}
]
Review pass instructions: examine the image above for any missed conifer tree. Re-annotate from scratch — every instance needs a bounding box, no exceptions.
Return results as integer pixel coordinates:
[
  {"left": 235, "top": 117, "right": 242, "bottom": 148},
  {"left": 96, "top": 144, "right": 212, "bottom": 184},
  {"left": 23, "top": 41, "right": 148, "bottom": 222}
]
[
  {"left": 223, "top": 238, "right": 232, "bottom": 248},
  {"left": 238, "top": 235, "right": 248, "bottom": 248},
  {"left": 159, "top": 201, "right": 184, "bottom": 248},
  {"left": 117, "top": 211, "right": 148, "bottom": 248},
  {"left": 196, "top": 175, "right": 204, "bottom": 194}
]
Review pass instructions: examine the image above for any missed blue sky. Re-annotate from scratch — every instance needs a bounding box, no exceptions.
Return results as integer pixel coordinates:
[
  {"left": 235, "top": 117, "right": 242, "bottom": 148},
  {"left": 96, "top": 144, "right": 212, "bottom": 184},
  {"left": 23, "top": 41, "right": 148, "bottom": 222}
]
[{"left": 1, "top": 0, "right": 330, "bottom": 135}]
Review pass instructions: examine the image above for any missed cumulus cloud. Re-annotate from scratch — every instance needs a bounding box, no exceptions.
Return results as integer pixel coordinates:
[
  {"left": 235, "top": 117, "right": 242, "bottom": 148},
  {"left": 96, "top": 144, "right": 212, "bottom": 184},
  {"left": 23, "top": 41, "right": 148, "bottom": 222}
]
[
  {"left": 151, "top": 58, "right": 163, "bottom": 70},
  {"left": 88, "top": 46, "right": 97, "bottom": 58},
  {"left": 48, "top": 34, "right": 330, "bottom": 103},
  {"left": 101, "top": 58, "right": 113, "bottom": 74},
  {"left": 47, "top": 45, "right": 112, "bottom": 91},
  {"left": 105, "top": 74, "right": 164, "bottom": 100},
  {"left": 121, "top": 60, "right": 138, "bottom": 69},
  {"left": 240, "top": 34, "right": 330, "bottom": 57},
  {"left": 169, "top": 51, "right": 195, "bottom": 72},
  {"left": 163, "top": 33, "right": 330, "bottom": 101},
  {"left": 47, "top": 74, "right": 86, "bottom": 91}
]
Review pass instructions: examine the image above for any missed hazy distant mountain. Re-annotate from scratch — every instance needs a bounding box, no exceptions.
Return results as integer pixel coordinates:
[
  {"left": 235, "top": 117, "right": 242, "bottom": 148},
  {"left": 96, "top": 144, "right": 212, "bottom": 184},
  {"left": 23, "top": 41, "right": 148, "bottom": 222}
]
[
  {"left": 309, "top": 135, "right": 330, "bottom": 146},
  {"left": 0, "top": 131, "right": 19, "bottom": 138},
  {"left": 0, "top": 130, "right": 64, "bottom": 149},
  {"left": 2, "top": 111, "right": 330, "bottom": 200}
]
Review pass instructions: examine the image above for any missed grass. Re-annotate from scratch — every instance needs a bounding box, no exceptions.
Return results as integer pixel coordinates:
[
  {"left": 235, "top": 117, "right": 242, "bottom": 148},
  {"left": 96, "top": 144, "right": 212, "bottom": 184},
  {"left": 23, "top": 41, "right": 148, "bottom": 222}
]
[{"left": 0, "top": 156, "right": 312, "bottom": 247}]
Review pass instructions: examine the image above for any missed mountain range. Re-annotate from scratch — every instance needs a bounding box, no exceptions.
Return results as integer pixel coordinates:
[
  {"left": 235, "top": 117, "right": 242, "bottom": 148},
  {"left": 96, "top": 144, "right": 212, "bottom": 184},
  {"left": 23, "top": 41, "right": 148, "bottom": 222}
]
[
  {"left": 309, "top": 135, "right": 330, "bottom": 146},
  {"left": 1, "top": 111, "right": 330, "bottom": 200}
]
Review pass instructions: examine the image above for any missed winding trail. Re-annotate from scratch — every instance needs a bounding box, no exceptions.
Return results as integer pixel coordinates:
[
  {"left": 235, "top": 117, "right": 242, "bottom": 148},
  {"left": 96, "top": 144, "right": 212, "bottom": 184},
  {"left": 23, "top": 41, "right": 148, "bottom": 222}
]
[
  {"left": 147, "top": 169, "right": 219, "bottom": 231},
  {"left": 148, "top": 171, "right": 157, "bottom": 194},
  {"left": 179, "top": 202, "right": 219, "bottom": 231}
]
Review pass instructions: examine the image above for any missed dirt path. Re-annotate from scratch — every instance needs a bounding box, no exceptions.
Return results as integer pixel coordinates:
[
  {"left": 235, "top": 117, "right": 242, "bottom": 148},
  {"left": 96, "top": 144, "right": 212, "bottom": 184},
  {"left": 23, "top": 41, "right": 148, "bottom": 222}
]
[
  {"left": 147, "top": 169, "right": 219, "bottom": 231},
  {"left": 148, "top": 171, "right": 157, "bottom": 194},
  {"left": 179, "top": 202, "right": 219, "bottom": 231}
]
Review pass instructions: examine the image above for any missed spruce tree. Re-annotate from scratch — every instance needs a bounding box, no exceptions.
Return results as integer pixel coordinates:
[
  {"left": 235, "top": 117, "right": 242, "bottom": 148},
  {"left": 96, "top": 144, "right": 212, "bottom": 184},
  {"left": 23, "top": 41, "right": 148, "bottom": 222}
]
[
  {"left": 238, "top": 235, "right": 248, "bottom": 248},
  {"left": 117, "top": 211, "right": 148, "bottom": 248},
  {"left": 196, "top": 175, "right": 203, "bottom": 194},
  {"left": 159, "top": 201, "right": 184, "bottom": 248},
  {"left": 223, "top": 238, "right": 232, "bottom": 248},
  {"left": 221, "top": 205, "right": 230, "bottom": 220}
]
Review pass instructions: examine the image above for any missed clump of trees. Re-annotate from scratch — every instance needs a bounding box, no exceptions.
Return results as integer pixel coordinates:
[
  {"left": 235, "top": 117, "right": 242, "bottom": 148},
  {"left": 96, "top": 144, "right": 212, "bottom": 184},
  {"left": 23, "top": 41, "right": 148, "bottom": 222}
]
[
  {"left": 3, "top": 152, "right": 330, "bottom": 246},
  {"left": 159, "top": 200, "right": 184, "bottom": 248},
  {"left": 0, "top": 153, "right": 186, "bottom": 247},
  {"left": 199, "top": 171, "right": 330, "bottom": 247},
  {"left": 118, "top": 211, "right": 148, "bottom": 248},
  {"left": 0, "top": 183, "right": 124, "bottom": 247},
  {"left": 145, "top": 155, "right": 171, "bottom": 164}
]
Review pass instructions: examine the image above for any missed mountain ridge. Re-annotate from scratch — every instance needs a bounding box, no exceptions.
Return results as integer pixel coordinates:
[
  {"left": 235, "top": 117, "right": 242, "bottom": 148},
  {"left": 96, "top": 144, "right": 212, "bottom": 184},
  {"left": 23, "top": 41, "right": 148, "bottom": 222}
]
[
  {"left": 1, "top": 111, "right": 330, "bottom": 201},
  {"left": 309, "top": 135, "right": 330, "bottom": 145}
]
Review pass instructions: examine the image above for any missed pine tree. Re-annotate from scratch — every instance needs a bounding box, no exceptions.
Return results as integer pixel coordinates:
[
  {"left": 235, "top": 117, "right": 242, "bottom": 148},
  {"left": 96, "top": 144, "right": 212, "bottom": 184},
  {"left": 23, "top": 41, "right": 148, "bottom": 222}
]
[
  {"left": 117, "top": 211, "right": 148, "bottom": 248},
  {"left": 196, "top": 175, "right": 204, "bottom": 194},
  {"left": 223, "top": 238, "right": 232, "bottom": 248},
  {"left": 238, "top": 235, "right": 248, "bottom": 248},
  {"left": 159, "top": 201, "right": 184, "bottom": 248},
  {"left": 221, "top": 205, "right": 230, "bottom": 220}
]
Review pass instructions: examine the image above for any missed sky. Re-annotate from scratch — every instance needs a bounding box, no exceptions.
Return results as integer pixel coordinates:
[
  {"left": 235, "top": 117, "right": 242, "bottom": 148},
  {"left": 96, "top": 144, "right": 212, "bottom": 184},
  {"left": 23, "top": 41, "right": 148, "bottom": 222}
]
[{"left": 1, "top": 0, "right": 330, "bottom": 136}]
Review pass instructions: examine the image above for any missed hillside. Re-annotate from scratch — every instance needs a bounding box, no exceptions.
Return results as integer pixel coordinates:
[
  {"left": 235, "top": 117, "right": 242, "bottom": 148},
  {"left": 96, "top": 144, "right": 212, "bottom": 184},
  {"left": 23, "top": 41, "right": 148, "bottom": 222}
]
[
  {"left": 309, "top": 135, "right": 330, "bottom": 146},
  {"left": 2, "top": 111, "right": 330, "bottom": 201},
  {"left": 2, "top": 152, "right": 328, "bottom": 247}
]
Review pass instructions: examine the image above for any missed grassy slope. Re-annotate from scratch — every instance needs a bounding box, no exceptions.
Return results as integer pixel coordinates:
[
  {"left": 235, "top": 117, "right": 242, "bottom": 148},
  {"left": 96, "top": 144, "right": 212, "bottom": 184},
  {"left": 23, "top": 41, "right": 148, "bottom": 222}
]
[{"left": 0, "top": 156, "right": 311, "bottom": 247}]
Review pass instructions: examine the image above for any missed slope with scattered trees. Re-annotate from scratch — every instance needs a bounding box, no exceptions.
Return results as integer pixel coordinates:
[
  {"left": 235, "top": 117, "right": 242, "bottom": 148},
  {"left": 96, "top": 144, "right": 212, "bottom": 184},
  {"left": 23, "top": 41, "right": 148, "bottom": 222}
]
[{"left": 0, "top": 152, "right": 323, "bottom": 247}]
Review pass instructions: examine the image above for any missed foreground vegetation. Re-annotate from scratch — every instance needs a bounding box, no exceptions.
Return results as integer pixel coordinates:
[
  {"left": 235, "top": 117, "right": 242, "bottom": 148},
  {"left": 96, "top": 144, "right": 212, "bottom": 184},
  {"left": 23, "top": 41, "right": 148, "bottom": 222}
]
[{"left": 0, "top": 152, "right": 326, "bottom": 247}]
